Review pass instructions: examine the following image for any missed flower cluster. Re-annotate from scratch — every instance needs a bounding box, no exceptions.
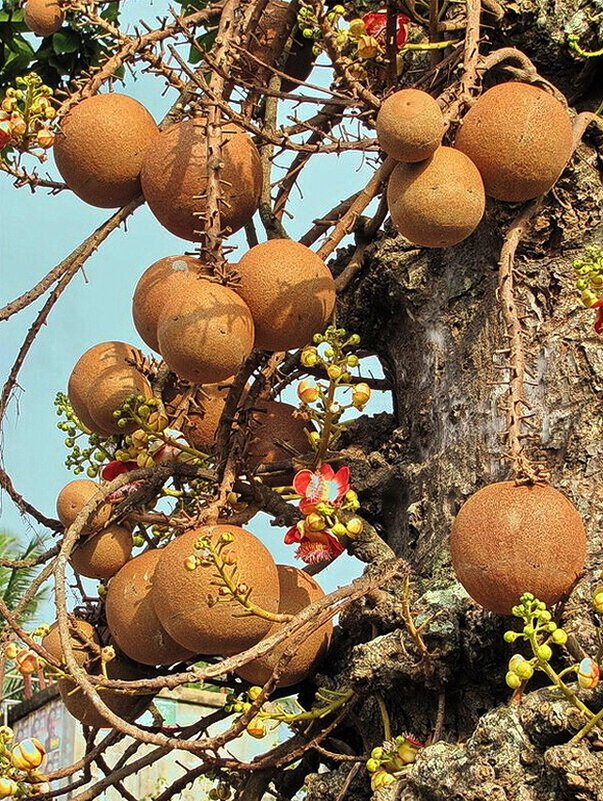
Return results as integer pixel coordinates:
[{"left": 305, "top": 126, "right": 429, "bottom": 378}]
[
  {"left": 0, "top": 74, "right": 56, "bottom": 158},
  {"left": 284, "top": 463, "right": 363, "bottom": 563},
  {"left": 0, "top": 727, "right": 48, "bottom": 799},
  {"left": 365, "top": 734, "right": 424, "bottom": 791},
  {"left": 4, "top": 639, "right": 48, "bottom": 700},
  {"left": 573, "top": 246, "right": 603, "bottom": 333}
]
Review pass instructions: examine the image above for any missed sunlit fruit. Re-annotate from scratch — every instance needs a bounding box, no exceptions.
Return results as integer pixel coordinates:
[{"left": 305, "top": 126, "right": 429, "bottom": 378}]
[
  {"left": 387, "top": 146, "right": 485, "bottom": 247},
  {"left": 105, "top": 549, "right": 195, "bottom": 666},
  {"left": 376, "top": 89, "right": 445, "bottom": 163},
  {"left": 235, "top": 239, "right": 336, "bottom": 351},
  {"left": 454, "top": 82, "right": 573, "bottom": 202},
  {"left": 53, "top": 94, "right": 158, "bottom": 208},
  {"left": 85, "top": 365, "right": 153, "bottom": 435},
  {"left": 56, "top": 479, "right": 111, "bottom": 533},
  {"left": 151, "top": 525, "right": 280, "bottom": 655},
  {"left": 451, "top": 481, "right": 587, "bottom": 614},
  {"left": 69, "top": 525, "right": 133, "bottom": 580},
  {"left": 140, "top": 118, "right": 262, "bottom": 240},
  {"left": 247, "top": 400, "right": 309, "bottom": 478},
  {"left": 236, "top": 565, "right": 331, "bottom": 687},
  {"left": 23, "top": 0, "right": 64, "bottom": 36}
]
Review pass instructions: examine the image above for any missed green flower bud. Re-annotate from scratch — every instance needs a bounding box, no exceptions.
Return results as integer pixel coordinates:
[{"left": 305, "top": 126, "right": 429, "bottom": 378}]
[
  {"left": 366, "top": 758, "right": 379, "bottom": 773},
  {"left": 371, "top": 747, "right": 383, "bottom": 760},
  {"left": 503, "top": 631, "right": 518, "bottom": 643},
  {"left": 536, "top": 644, "right": 553, "bottom": 662},
  {"left": 551, "top": 629, "right": 568, "bottom": 645},
  {"left": 505, "top": 671, "right": 522, "bottom": 689}
]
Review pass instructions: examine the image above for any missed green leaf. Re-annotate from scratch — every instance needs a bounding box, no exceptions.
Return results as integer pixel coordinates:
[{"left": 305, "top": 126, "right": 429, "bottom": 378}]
[
  {"left": 188, "top": 28, "right": 217, "bottom": 64},
  {"left": 52, "top": 28, "right": 80, "bottom": 55},
  {"left": 100, "top": 2, "right": 120, "bottom": 23}
]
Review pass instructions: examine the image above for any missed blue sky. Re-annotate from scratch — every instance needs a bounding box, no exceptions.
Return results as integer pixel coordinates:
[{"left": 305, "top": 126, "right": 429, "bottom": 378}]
[{"left": 0, "top": 1, "right": 392, "bottom": 603}]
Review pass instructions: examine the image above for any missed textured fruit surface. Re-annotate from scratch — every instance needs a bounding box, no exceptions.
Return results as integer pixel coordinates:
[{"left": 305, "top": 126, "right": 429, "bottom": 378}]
[
  {"left": 132, "top": 255, "right": 206, "bottom": 352},
  {"left": 56, "top": 479, "right": 111, "bottom": 533},
  {"left": 387, "top": 146, "right": 485, "bottom": 247},
  {"left": 235, "top": 239, "right": 336, "bottom": 351},
  {"left": 454, "top": 82, "right": 573, "bottom": 202},
  {"left": 54, "top": 94, "right": 158, "bottom": 208},
  {"left": 164, "top": 381, "right": 230, "bottom": 453},
  {"left": 86, "top": 365, "right": 152, "bottom": 435},
  {"left": 151, "top": 526, "right": 280, "bottom": 655},
  {"left": 68, "top": 342, "right": 141, "bottom": 432},
  {"left": 69, "top": 525, "right": 133, "bottom": 580},
  {"left": 451, "top": 481, "right": 586, "bottom": 614},
  {"left": 247, "top": 400, "right": 309, "bottom": 470},
  {"left": 140, "top": 118, "right": 262, "bottom": 240},
  {"left": 106, "top": 550, "right": 195, "bottom": 666},
  {"left": 376, "top": 89, "right": 445, "bottom": 163},
  {"left": 43, "top": 619, "right": 99, "bottom": 669},
  {"left": 24, "top": 0, "right": 64, "bottom": 36},
  {"left": 236, "top": 565, "right": 331, "bottom": 687},
  {"left": 157, "top": 279, "right": 254, "bottom": 385}
]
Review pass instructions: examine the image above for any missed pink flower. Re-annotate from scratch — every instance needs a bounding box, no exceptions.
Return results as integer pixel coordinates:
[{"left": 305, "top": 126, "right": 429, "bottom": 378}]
[
  {"left": 147, "top": 429, "right": 188, "bottom": 463},
  {"left": 362, "top": 10, "right": 410, "bottom": 49},
  {"left": 284, "top": 521, "right": 344, "bottom": 564},
  {"left": 293, "top": 463, "right": 350, "bottom": 514},
  {"left": 101, "top": 460, "right": 141, "bottom": 502}
]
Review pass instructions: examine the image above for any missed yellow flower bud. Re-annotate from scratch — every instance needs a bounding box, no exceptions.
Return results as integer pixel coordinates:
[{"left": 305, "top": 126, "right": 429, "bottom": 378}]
[
  {"left": 327, "top": 364, "right": 342, "bottom": 381},
  {"left": 352, "top": 382, "right": 371, "bottom": 408},
  {"left": 306, "top": 512, "right": 326, "bottom": 531},
  {"left": 298, "top": 379, "right": 320, "bottom": 404},
  {"left": 348, "top": 18, "right": 366, "bottom": 36},
  {"left": 0, "top": 778, "right": 19, "bottom": 798},
  {"left": 246, "top": 717, "right": 266, "bottom": 739},
  {"left": 5, "top": 642, "right": 18, "bottom": 660},
  {"left": 356, "top": 35, "right": 380, "bottom": 59},
  {"left": 301, "top": 347, "right": 320, "bottom": 367},
  {"left": 346, "top": 517, "right": 363, "bottom": 537},
  {"left": 11, "top": 737, "right": 46, "bottom": 771}
]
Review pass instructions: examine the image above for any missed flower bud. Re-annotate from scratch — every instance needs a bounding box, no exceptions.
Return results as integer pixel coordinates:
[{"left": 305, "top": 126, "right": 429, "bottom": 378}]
[
  {"left": 306, "top": 512, "right": 326, "bottom": 532},
  {"left": 536, "top": 644, "right": 553, "bottom": 662},
  {"left": 348, "top": 18, "right": 366, "bottom": 36},
  {"left": 35, "top": 127, "right": 54, "bottom": 148},
  {"left": 10, "top": 115, "right": 26, "bottom": 136},
  {"left": 352, "top": 382, "right": 371, "bottom": 408},
  {"left": 371, "top": 769, "right": 396, "bottom": 790},
  {"left": 298, "top": 380, "right": 320, "bottom": 404},
  {"left": 301, "top": 347, "right": 320, "bottom": 368},
  {"left": 11, "top": 737, "right": 46, "bottom": 771},
  {"left": 184, "top": 556, "right": 197, "bottom": 571},
  {"left": 0, "top": 778, "right": 19, "bottom": 798},
  {"left": 551, "top": 629, "right": 568, "bottom": 645},
  {"left": 246, "top": 718, "right": 266, "bottom": 738},
  {"left": 0, "top": 726, "right": 14, "bottom": 743},
  {"left": 5, "top": 642, "right": 18, "bottom": 660},
  {"left": 346, "top": 517, "right": 363, "bottom": 537},
  {"left": 592, "top": 589, "right": 603, "bottom": 613},
  {"left": 356, "top": 34, "right": 380, "bottom": 59},
  {"left": 16, "top": 649, "right": 39, "bottom": 675},
  {"left": 505, "top": 671, "right": 522, "bottom": 689},
  {"left": 248, "top": 686, "right": 262, "bottom": 701},
  {"left": 578, "top": 657, "right": 600, "bottom": 690},
  {"left": 331, "top": 522, "right": 347, "bottom": 537},
  {"left": 327, "top": 364, "right": 342, "bottom": 381},
  {"left": 366, "top": 758, "right": 379, "bottom": 773}
]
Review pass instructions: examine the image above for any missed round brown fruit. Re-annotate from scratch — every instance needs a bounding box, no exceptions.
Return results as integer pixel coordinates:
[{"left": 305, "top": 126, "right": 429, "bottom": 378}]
[
  {"left": 132, "top": 255, "right": 207, "bottom": 352},
  {"left": 69, "top": 525, "right": 133, "bottom": 580},
  {"left": 56, "top": 479, "right": 111, "bottom": 533},
  {"left": 86, "top": 365, "right": 153, "bottom": 435},
  {"left": 376, "top": 89, "right": 445, "bottom": 163},
  {"left": 387, "top": 146, "right": 485, "bottom": 248},
  {"left": 105, "top": 550, "right": 195, "bottom": 666},
  {"left": 54, "top": 94, "right": 158, "bottom": 208},
  {"left": 450, "top": 481, "right": 586, "bottom": 615},
  {"left": 179, "top": 383, "right": 230, "bottom": 453},
  {"left": 235, "top": 239, "right": 336, "bottom": 352},
  {"left": 247, "top": 400, "right": 309, "bottom": 476},
  {"left": 58, "top": 655, "right": 152, "bottom": 729},
  {"left": 68, "top": 341, "right": 142, "bottom": 432},
  {"left": 43, "top": 618, "right": 99, "bottom": 669},
  {"left": 236, "top": 565, "right": 331, "bottom": 688},
  {"left": 156, "top": 279, "right": 254, "bottom": 385},
  {"left": 454, "top": 82, "right": 573, "bottom": 202},
  {"left": 24, "top": 0, "right": 64, "bottom": 36},
  {"left": 140, "top": 118, "right": 262, "bottom": 241},
  {"left": 151, "top": 525, "right": 280, "bottom": 656}
]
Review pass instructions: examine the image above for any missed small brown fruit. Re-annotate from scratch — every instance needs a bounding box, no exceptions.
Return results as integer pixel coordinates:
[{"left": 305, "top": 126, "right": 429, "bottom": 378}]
[
  {"left": 236, "top": 565, "right": 331, "bottom": 688},
  {"left": 54, "top": 94, "right": 158, "bottom": 208},
  {"left": 179, "top": 384, "right": 230, "bottom": 453},
  {"left": 106, "top": 549, "right": 195, "bottom": 666},
  {"left": 454, "top": 82, "right": 573, "bottom": 202},
  {"left": 86, "top": 365, "right": 153, "bottom": 435},
  {"left": 56, "top": 479, "right": 111, "bottom": 533},
  {"left": 68, "top": 341, "right": 141, "bottom": 432},
  {"left": 451, "top": 481, "right": 587, "bottom": 615},
  {"left": 387, "top": 146, "right": 485, "bottom": 247},
  {"left": 151, "top": 525, "right": 280, "bottom": 655},
  {"left": 43, "top": 618, "right": 99, "bottom": 669},
  {"left": 376, "top": 89, "right": 445, "bottom": 163},
  {"left": 157, "top": 279, "right": 254, "bottom": 385},
  {"left": 24, "top": 0, "right": 64, "bottom": 36},
  {"left": 247, "top": 400, "right": 309, "bottom": 476},
  {"left": 140, "top": 118, "right": 262, "bottom": 240},
  {"left": 70, "top": 525, "right": 133, "bottom": 580},
  {"left": 132, "top": 255, "right": 206, "bottom": 352},
  {"left": 235, "top": 239, "right": 336, "bottom": 352}
]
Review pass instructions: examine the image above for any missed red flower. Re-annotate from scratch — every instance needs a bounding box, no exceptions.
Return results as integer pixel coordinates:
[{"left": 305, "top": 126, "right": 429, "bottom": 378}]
[
  {"left": 293, "top": 463, "right": 350, "bottom": 514},
  {"left": 101, "top": 460, "right": 141, "bottom": 502},
  {"left": 284, "top": 522, "right": 344, "bottom": 564},
  {"left": 592, "top": 299, "right": 603, "bottom": 334},
  {"left": 362, "top": 10, "right": 409, "bottom": 49}
]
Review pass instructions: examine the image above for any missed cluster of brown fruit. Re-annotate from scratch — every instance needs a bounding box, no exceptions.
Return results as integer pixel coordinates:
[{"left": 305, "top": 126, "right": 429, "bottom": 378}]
[
  {"left": 450, "top": 481, "right": 586, "bottom": 615},
  {"left": 378, "top": 82, "right": 574, "bottom": 248}
]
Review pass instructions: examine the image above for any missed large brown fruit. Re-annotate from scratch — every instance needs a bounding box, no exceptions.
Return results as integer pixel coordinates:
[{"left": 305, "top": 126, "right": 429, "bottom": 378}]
[
  {"left": 235, "top": 240, "right": 336, "bottom": 351},
  {"left": 387, "top": 146, "right": 485, "bottom": 248},
  {"left": 43, "top": 618, "right": 99, "bottom": 669},
  {"left": 454, "top": 82, "right": 573, "bottom": 202},
  {"left": 132, "top": 255, "right": 206, "bottom": 352},
  {"left": 56, "top": 479, "right": 111, "bottom": 533},
  {"left": 68, "top": 342, "right": 141, "bottom": 432},
  {"left": 140, "top": 118, "right": 262, "bottom": 240},
  {"left": 376, "top": 89, "right": 445, "bottom": 163},
  {"left": 70, "top": 525, "right": 132, "bottom": 580},
  {"left": 157, "top": 279, "right": 254, "bottom": 385},
  {"left": 174, "top": 383, "right": 230, "bottom": 453},
  {"left": 54, "top": 94, "right": 158, "bottom": 208},
  {"left": 24, "top": 0, "right": 64, "bottom": 35},
  {"left": 86, "top": 365, "right": 153, "bottom": 435},
  {"left": 247, "top": 400, "right": 309, "bottom": 473},
  {"left": 451, "top": 482, "right": 587, "bottom": 614},
  {"left": 236, "top": 565, "right": 331, "bottom": 688},
  {"left": 105, "top": 550, "right": 195, "bottom": 666},
  {"left": 151, "top": 525, "right": 280, "bottom": 655}
]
